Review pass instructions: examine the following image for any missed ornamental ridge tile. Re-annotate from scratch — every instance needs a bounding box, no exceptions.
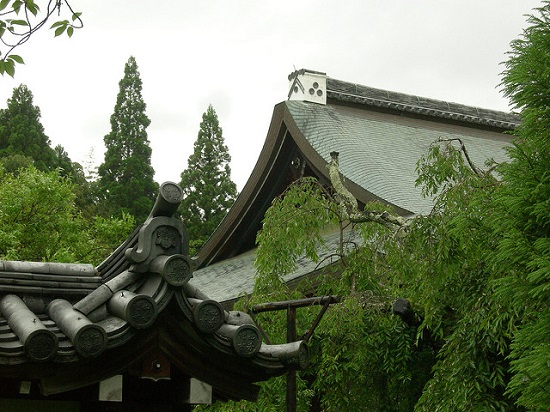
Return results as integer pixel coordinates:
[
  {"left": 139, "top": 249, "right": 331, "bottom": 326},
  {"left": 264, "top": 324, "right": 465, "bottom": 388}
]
[{"left": 326, "top": 78, "right": 520, "bottom": 130}]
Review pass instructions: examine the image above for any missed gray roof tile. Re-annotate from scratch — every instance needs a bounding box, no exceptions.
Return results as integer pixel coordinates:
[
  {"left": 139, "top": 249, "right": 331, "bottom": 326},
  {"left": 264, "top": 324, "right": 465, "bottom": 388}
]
[
  {"left": 286, "top": 100, "right": 512, "bottom": 215},
  {"left": 327, "top": 78, "right": 521, "bottom": 129},
  {"left": 193, "top": 230, "right": 358, "bottom": 303}
]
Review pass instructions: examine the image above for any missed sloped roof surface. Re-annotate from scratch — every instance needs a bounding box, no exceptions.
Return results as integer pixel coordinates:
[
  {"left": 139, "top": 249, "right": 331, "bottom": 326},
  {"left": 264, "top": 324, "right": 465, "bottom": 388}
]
[
  {"left": 191, "top": 249, "right": 257, "bottom": 303},
  {"left": 195, "top": 71, "right": 519, "bottom": 303},
  {"left": 286, "top": 100, "right": 512, "bottom": 215},
  {"left": 191, "top": 229, "right": 353, "bottom": 304}
]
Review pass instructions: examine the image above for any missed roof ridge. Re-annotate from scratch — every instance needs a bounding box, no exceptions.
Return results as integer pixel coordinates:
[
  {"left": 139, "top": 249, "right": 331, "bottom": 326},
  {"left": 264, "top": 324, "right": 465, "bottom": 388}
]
[{"left": 326, "top": 77, "right": 521, "bottom": 130}]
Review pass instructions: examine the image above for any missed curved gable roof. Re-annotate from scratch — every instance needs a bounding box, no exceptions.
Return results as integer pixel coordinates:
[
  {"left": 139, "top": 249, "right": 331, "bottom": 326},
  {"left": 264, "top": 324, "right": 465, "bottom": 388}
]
[{"left": 196, "top": 72, "right": 518, "bottom": 268}]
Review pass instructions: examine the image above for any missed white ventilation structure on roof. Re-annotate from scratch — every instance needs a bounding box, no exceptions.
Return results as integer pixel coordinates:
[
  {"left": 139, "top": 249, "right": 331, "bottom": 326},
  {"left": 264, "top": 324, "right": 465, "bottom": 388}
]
[{"left": 288, "top": 69, "right": 327, "bottom": 105}]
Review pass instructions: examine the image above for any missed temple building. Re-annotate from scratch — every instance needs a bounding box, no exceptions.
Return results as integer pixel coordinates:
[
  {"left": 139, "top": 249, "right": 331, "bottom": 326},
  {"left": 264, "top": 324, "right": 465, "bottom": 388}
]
[
  {"left": 0, "top": 183, "right": 306, "bottom": 411},
  {"left": 192, "top": 69, "right": 519, "bottom": 309},
  {"left": 0, "top": 70, "right": 519, "bottom": 410}
]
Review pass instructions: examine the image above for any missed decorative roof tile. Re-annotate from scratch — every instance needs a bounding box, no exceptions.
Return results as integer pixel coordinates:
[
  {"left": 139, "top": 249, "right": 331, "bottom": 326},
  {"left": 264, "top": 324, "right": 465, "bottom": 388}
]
[{"left": 0, "top": 183, "right": 305, "bottom": 400}]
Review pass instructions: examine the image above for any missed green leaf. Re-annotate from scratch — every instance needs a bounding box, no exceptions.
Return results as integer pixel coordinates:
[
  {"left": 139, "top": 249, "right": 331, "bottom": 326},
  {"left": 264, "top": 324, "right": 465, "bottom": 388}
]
[
  {"left": 5, "top": 60, "right": 15, "bottom": 77},
  {"left": 50, "top": 20, "right": 65, "bottom": 29},
  {"left": 8, "top": 54, "right": 24, "bottom": 64},
  {"left": 0, "top": 0, "right": 10, "bottom": 12},
  {"left": 9, "top": 19, "right": 28, "bottom": 26},
  {"left": 54, "top": 25, "right": 66, "bottom": 37},
  {"left": 25, "top": 0, "right": 39, "bottom": 16},
  {"left": 12, "top": 0, "right": 22, "bottom": 14},
  {"left": 72, "top": 12, "right": 82, "bottom": 22},
  {"left": 67, "top": 26, "right": 73, "bottom": 38}
]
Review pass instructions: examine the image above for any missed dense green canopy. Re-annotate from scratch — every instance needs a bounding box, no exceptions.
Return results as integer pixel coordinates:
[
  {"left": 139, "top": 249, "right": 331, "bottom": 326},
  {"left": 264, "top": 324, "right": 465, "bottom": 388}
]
[{"left": 0, "top": 166, "right": 134, "bottom": 265}]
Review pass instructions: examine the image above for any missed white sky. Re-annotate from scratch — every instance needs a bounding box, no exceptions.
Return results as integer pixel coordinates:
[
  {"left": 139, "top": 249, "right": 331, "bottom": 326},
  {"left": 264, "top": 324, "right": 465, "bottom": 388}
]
[{"left": 0, "top": 0, "right": 542, "bottom": 190}]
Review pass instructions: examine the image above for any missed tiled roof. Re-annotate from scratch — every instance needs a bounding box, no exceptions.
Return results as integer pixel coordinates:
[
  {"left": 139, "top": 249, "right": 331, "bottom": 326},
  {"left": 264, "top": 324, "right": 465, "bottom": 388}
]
[
  {"left": 193, "top": 229, "right": 359, "bottom": 304},
  {"left": 0, "top": 183, "right": 305, "bottom": 400},
  {"left": 327, "top": 78, "right": 521, "bottom": 130},
  {"left": 195, "top": 71, "right": 517, "bottom": 304},
  {"left": 286, "top": 100, "right": 513, "bottom": 215}
]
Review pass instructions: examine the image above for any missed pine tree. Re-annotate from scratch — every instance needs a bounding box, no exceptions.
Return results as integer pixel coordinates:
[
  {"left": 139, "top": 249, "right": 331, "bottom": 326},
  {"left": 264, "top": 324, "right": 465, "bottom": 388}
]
[
  {"left": 179, "top": 105, "right": 237, "bottom": 253},
  {"left": 0, "top": 84, "right": 57, "bottom": 171},
  {"left": 97, "top": 56, "right": 157, "bottom": 221}
]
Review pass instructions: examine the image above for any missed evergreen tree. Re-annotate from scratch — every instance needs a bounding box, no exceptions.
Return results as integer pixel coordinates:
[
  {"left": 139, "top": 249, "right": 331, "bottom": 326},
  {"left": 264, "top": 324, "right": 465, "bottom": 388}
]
[
  {"left": 0, "top": 84, "right": 57, "bottom": 171},
  {"left": 97, "top": 56, "right": 157, "bottom": 221},
  {"left": 179, "top": 105, "right": 237, "bottom": 254},
  {"left": 53, "top": 144, "right": 77, "bottom": 178}
]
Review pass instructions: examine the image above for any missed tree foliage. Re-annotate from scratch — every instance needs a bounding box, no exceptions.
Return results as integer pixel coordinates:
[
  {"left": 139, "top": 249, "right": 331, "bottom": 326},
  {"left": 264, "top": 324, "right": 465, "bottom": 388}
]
[
  {"left": 254, "top": 178, "right": 430, "bottom": 411},
  {"left": 0, "top": 84, "right": 87, "bottom": 208},
  {"left": 0, "top": 166, "right": 134, "bottom": 265},
  {"left": 97, "top": 56, "right": 158, "bottom": 222},
  {"left": 0, "top": 84, "right": 57, "bottom": 171},
  {"left": 179, "top": 105, "right": 237, "bottom": 254},
  {"left": 0, "top": 0, "right": 82, "bottom": 76},
  {"left": 201, "top": 4, "right": 550, "bottom": 411},
  {"left": 493, "top": 2, "right": 550, "bottom": 409},
  {"left": 236, "top": 138, "right": 511, "bottom": 412}
]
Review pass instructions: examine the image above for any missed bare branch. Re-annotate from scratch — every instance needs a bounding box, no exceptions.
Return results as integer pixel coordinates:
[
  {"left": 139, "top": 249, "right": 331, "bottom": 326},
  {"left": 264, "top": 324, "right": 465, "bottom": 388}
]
[{"left": 436, "top": 137, "right": 482, "bottom": 176}]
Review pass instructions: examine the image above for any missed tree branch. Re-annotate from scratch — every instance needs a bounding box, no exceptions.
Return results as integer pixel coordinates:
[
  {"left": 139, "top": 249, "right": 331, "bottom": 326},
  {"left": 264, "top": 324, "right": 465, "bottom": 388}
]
[
  {"left": 327, "top": 151, "right": 410, "bottom": 230},
  {"left": 436, "top": 136, "right": 482, "bottom": 176}
]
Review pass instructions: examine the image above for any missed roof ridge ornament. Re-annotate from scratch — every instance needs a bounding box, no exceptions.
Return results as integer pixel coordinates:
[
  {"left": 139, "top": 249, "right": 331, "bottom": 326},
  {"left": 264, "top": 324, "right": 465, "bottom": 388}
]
[{"left": 288, "top": 69, "right": 327, "bottom": 105}]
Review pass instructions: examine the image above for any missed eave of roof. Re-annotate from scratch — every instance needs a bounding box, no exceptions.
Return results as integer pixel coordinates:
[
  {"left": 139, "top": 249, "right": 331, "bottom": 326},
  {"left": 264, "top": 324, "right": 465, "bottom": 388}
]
[
  {"left": 195, "top": 103, "right": 297, "bottom": 268},
  {"left": 285, "top": 99, "right": 513, "bottom": 216}
]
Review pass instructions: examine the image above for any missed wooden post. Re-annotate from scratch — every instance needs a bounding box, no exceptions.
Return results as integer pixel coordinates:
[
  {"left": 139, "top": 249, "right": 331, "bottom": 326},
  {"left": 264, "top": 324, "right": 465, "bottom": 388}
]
[
  {"left": 286, "top": 306, "right": 297, "bottom": 412},
  {"left": 249, "top": 295, "right": 340, "bottom": 412}
]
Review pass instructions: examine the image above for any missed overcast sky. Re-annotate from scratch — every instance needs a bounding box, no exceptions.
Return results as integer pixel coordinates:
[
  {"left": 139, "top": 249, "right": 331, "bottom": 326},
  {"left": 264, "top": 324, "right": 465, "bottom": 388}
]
[{"left": 0, "top": 0, "right": 542, "bottom": 189}]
